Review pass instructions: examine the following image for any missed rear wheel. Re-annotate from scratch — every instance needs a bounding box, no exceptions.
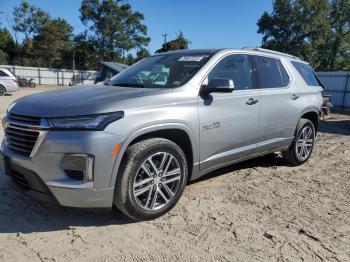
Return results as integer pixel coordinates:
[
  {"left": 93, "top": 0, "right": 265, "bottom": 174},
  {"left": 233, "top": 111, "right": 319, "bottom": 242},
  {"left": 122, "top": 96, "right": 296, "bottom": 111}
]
[
  {"left": 283, "top": 118, "right": 316, "bottom": 165},
  {"left": 114, "top": 138, "right": 188, "bottom": 221},
  {"left": 0, "top": 85, "right": 5, "bottom": 96}
]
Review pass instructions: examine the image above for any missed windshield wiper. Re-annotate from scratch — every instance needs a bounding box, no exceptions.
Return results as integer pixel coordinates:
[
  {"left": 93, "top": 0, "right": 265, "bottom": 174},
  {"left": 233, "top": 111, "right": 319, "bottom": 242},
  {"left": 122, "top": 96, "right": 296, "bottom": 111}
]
[{"left": 112, "top": 82, "right": 145, "bottom": 88}]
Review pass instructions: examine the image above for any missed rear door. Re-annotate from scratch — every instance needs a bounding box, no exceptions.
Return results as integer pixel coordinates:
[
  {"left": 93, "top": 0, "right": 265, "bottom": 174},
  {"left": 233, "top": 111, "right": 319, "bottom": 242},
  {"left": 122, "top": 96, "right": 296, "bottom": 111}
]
[
  {"left": 291, "top": 61, "right": 323, "bottom": 111},
  {"left": 252, "top": 55, "right": 302, "bottom": 151},
  {"left": 198, "top": 54, "right": 261, "bottom": 172}
]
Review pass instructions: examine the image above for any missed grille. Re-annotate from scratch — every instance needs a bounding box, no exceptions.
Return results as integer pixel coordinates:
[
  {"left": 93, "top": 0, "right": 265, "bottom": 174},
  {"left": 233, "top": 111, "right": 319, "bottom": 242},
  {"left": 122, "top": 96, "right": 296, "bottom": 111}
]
[{"left": 4, "top": 114, "right": 41, "bottom": 157}]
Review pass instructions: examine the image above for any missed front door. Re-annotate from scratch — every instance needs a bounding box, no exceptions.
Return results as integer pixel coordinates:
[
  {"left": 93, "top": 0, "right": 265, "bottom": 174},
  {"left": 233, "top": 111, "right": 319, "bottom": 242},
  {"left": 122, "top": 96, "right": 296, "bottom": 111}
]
[{"left": 198, "top": 54, "right": 261, "bottom": 172}]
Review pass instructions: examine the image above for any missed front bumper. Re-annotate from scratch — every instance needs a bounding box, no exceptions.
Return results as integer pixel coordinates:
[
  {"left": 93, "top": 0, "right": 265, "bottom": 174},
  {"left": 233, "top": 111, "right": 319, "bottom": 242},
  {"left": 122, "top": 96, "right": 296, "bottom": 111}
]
[{"left": 1, "top": 130, "right": 124, "bottom": 208}]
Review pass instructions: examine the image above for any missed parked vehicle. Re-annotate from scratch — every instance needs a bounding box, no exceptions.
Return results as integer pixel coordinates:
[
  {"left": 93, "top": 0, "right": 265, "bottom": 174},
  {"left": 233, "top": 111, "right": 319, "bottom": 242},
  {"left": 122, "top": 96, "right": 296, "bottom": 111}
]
[
  {"left": 1, "top": 48, "right": 323, "bottom": 220},
  {"left": 0, "top": 68, "right": 19, "bottom": 96},
  {"left": 94, "top": 61, "right": 129, "bottom": 84},
  {"left": 18, "top": 77, "right": 36, "bottom": 88}
]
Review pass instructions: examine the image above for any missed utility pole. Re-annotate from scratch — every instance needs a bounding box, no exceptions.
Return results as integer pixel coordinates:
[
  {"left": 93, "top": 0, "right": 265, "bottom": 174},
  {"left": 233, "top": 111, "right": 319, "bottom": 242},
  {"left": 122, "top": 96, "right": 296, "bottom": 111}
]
[
  {"left": 72, "top": 49, "right": 76, "bottom": 86},
  {"left": 162, "top": 33, "right": 167, "bottom": 45}
]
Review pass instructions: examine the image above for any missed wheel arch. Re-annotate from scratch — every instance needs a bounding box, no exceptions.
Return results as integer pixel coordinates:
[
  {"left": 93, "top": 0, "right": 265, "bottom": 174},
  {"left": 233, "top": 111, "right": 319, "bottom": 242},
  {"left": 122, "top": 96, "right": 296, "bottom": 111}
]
[
  {"left": 109, "top": 123, "right": 198, "bottom": 187},
  {"left": 300, "top": 109, "right": 320, "bottom": 132},
  {"left": 0, "top": 84, "right": 6, "bottom": 92}
]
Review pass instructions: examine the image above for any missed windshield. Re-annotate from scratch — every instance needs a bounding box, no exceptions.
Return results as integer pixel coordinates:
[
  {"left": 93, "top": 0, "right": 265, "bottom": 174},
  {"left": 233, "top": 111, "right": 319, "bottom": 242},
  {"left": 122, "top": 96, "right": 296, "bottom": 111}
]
[{"left": 107, "top": 52, "right": 212, "bottom": 88}]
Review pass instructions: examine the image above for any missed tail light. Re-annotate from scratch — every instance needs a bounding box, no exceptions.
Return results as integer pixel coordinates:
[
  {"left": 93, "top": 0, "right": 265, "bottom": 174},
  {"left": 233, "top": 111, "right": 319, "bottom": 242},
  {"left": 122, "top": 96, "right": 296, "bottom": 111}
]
[{"left": 12, "top": 79, "right": 18, "bottom": 84}]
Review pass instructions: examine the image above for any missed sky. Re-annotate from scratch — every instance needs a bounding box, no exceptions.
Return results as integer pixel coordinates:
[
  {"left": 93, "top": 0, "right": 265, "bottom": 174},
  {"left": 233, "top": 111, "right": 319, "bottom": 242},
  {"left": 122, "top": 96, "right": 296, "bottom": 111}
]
[{"left": 0, "top": 0, "right": 272, "bottom": 54}]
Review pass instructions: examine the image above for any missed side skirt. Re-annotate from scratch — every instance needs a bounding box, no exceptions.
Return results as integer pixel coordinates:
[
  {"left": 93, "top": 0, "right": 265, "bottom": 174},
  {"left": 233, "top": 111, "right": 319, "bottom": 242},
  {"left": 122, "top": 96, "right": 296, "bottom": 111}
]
[{"left": 190, "top": 137, "right": 293, "bottom": 180}]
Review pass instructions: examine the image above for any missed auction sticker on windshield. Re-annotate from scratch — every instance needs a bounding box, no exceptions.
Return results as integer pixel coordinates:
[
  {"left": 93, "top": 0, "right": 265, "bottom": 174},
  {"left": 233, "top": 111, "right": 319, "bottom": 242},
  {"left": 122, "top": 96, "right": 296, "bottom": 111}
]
[{"left": 178, "top": 56, "right": 206, "bottom": 62}]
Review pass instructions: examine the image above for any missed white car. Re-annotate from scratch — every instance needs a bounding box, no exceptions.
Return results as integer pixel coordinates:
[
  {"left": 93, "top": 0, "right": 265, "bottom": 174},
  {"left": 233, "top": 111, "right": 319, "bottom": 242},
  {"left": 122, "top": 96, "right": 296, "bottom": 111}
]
[{"left": 0, "top": 68, "right": 19, "bottom": 96}]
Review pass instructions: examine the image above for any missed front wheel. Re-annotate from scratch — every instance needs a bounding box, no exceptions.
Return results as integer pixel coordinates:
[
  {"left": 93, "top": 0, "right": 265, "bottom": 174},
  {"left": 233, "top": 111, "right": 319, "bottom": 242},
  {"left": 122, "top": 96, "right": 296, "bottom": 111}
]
[
  {"left": 114, "top": 138, "right": 188, "bottom": 221},
  {"left": 283, "top": 118, "right": 316, "bottom": 165}
]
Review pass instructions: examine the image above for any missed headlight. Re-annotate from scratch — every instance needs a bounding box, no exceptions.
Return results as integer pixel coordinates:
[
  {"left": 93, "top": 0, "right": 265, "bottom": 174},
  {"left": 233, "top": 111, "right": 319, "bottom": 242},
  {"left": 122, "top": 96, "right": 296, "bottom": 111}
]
[{"left": 49, "top": 111, "right": 124, "bottom": 131}]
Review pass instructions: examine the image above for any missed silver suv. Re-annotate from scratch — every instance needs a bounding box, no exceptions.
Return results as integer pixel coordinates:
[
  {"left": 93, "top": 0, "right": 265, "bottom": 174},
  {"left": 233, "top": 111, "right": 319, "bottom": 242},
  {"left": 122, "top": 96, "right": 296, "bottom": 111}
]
[{"left": 1, "top": 48, "right": 323, "bottom": 220}]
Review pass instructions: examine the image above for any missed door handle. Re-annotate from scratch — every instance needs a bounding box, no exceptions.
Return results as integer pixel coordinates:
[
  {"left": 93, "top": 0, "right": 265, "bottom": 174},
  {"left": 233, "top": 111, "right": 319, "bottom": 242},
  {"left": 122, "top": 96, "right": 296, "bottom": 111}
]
[
  {"left": 246, "top": 98, "right": 259, "bottom": 105},
  {"left": 291, "top": 94, "right": 300, "bottom": 100}
]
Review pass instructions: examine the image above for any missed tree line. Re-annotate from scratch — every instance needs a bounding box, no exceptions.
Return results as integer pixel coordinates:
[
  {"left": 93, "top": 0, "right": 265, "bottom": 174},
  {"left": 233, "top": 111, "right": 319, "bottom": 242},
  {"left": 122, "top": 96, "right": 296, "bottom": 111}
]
[
  {"left": 0, "top": 0, "right": 349, "bottom": 71},
  {"left": 0, "top": 0, "right": 190, "bottom": 70},
  {"left": 258, "top": 0, "right": 349, "bottom": 71}
]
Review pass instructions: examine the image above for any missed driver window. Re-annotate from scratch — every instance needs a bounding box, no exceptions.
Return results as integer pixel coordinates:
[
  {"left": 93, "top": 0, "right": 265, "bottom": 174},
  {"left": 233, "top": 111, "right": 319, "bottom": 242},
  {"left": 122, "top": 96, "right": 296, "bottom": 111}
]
[{"left": 208, "top": 54, "right": 254, "bottom": 90}]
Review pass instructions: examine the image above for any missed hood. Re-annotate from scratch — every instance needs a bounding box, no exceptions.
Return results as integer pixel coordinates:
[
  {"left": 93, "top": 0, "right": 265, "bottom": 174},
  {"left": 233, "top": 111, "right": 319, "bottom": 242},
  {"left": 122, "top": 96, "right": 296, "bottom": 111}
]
[{"left": 9, "top": 85, "right": 166, "bottom": 117}]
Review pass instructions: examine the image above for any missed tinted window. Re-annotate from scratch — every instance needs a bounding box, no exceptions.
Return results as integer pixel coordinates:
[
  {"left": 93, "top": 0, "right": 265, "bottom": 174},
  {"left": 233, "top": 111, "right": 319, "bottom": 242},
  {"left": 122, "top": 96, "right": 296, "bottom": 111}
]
[
  {"left": 0, "top": 70, "right": 8, "bottom": 77},
  {"left": 208, "top": 54, "right": 255, "bottom": 90},
  {"left": 277, "top": 60, "right": 290, "bottom": 86},
  {"left": 291, "top": 61, "right": 320, "bottom": 86},
  {"left": 253, "top": 56, "right": 286, "bottom": 88}
]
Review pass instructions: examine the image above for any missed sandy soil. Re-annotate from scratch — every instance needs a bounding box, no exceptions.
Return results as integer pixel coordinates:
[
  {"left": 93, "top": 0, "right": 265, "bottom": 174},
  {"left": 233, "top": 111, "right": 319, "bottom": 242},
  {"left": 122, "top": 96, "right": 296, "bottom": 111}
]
[{"left": 0, "top": 88, "right": 350, "bottom": 261}]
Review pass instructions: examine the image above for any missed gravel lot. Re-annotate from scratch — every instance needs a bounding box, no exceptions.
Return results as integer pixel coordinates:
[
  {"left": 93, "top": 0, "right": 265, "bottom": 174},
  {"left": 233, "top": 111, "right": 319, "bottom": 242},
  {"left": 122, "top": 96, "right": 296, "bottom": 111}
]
[{"left": 0, "top": 87, "right": 350, "bottom": 262}]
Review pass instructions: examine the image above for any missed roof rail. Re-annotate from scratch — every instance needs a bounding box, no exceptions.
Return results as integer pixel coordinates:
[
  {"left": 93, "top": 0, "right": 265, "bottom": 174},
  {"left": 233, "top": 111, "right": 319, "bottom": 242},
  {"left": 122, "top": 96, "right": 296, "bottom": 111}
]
[{"left": 241, "top": 47, "right": 301, "bottom": 60}]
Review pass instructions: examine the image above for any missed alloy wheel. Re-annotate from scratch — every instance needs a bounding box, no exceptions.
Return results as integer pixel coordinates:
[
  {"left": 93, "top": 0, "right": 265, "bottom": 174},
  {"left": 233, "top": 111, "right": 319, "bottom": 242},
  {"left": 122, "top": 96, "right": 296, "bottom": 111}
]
[
  {"left": 133, "top": 152, "right": 182, "bottom": 211},
  {"left": 296, "top": 125, "right": 314, "bottom": 161}
]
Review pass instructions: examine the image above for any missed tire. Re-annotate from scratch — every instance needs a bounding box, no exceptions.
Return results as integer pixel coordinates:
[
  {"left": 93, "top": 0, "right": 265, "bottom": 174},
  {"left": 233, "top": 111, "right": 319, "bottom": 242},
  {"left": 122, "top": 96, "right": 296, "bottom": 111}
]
[
  {"left": 0, "top": 85, "right": 5, "bottom": 96},
  {"left": 30, "top": 82, "right": 36, "bottom": 88},
  {"left": 114, "top": 138, "right": 188, "bottom": 221},
  {"left": 283, "top": 118, "right": 316, "bottom": 165}
]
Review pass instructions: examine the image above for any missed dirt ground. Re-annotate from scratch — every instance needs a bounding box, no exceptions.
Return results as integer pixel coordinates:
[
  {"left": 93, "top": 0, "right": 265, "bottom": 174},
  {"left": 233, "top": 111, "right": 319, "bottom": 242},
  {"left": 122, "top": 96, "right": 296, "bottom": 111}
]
[{"left": 0, "top": 87, "right": 350, "bottom": 262}]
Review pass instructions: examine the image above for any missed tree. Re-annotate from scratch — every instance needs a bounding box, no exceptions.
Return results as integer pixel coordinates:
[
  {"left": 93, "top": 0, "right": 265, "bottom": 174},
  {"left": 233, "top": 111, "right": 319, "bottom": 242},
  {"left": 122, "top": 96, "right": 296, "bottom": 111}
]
[
  {"left": 135, "top": 47, "right": 150, "bottom": 62},
  {"left": 12, "top": 0, "right": 49, "bottom": 41},
  {"left": 0, "top": 27, "right": 17, "bottom": 64},
  {"left": 122, "top": 48, "right": 150, "bottom": 65},
  {"left": 32, "top": 18, "right": 74, "bottom": 67},
  {"left": 257, "top": 0, "right": 349, "bottom": 71},
  {"left": 80, "top": 0, "right": 150, "bottom": 63},
  {"left": 329, "top": 0, "right": 350, "bottom": 70},
  {"left": 155, "top": 31, "right": 190, "bottom": 53},
  {"left": 125, "top": 53, "right": 135, "bottom": 65},
  {"left": 72, "top": 32, "right": 99, "bottom": 70}
]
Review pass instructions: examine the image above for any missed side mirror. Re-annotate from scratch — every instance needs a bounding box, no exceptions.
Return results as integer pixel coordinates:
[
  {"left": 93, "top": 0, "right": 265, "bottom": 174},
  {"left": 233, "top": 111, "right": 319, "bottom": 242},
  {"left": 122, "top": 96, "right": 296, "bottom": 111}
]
[{"left": 201, "top": 78, "right": 235, "bottom": 96}]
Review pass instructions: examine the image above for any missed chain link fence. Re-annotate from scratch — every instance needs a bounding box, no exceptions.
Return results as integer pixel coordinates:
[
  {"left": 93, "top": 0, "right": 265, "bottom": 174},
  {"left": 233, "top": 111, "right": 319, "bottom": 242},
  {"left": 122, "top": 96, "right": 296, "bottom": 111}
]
[{"left": 0, "top": 64, "right": 98, "bottom": 86}]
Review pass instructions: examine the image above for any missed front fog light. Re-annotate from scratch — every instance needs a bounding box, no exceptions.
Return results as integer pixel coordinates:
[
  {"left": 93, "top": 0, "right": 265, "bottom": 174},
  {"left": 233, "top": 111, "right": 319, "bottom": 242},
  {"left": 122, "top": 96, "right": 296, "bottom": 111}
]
[{"left": 61, "top": 154, "right": 94, "bottom": 181}]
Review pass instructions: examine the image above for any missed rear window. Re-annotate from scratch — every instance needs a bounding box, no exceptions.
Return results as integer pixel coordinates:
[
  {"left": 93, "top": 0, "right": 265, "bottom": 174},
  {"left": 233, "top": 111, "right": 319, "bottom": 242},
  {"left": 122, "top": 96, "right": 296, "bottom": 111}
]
[
  {"left": 0, "top": 70, "right": 9, "bottom": 77},
  {"left": 291, "top": 61, "right": 320, "bottom": 86},
  {"left": 253, "top": 56, "right": 290, "bottom": 88},
  {"left": 277, "top": 60, "right": 290, "bottom": 86}
]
